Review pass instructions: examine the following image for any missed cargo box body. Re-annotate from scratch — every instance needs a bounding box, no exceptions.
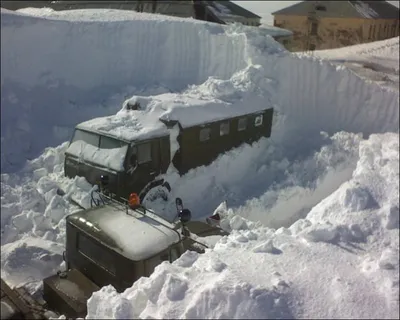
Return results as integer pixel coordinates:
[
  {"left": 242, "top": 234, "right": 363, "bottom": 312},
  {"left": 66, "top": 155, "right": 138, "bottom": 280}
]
[{"left": 174, "top": 108, "right": 274, "bottom": 174}]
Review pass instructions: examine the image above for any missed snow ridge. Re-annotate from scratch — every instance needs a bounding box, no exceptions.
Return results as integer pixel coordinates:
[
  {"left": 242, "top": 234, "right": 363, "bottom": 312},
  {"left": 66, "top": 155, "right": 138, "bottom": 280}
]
[
  {"left": 2, "top": 10, "right": 399, "bottom": 173},
  {"left": 0, "top": 9, "right": 399, "bottom": 319}
]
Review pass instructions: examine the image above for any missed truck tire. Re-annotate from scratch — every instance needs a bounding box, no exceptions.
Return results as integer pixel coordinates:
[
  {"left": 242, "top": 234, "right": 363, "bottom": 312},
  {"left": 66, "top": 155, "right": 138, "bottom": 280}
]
[{"left": 139, "top": 180, "right": 171, "bottom": 206}]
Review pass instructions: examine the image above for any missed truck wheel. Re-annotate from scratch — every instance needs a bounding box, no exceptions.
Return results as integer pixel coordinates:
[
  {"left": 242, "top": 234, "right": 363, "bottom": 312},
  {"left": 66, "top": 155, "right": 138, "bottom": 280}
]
[{"left": 139, "top": 181, "right": 171, "bottom": 206}]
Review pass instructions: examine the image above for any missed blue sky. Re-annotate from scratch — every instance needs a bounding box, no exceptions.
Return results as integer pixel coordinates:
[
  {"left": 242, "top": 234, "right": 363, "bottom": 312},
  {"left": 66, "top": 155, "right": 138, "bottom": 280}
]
[{"left": 232, "top": 1, "right": 400, "bottom": 24}]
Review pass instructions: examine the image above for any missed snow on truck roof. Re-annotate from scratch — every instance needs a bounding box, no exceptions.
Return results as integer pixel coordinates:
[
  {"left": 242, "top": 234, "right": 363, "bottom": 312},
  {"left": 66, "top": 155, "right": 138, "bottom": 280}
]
[
  {"left": 69, "top": 204, "right": 180, "bottom": 261},
  {"left": 77, "top": 92, "right": 273, "bottom": 142}
]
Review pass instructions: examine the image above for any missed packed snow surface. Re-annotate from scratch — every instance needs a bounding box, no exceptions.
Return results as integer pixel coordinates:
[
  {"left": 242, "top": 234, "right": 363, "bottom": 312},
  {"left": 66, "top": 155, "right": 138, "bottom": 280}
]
[
  {"left": 300, "top": 37, "right": 400, "bottom": 90},
  {"left": 1, "top": 8, "right": 399, "bottom": 320}
]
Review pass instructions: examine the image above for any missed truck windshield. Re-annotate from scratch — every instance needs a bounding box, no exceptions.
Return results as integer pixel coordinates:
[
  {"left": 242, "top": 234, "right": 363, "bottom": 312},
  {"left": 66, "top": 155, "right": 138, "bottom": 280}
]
[{"left": 66, "top": 129, "right": 128, "bottom": 172}]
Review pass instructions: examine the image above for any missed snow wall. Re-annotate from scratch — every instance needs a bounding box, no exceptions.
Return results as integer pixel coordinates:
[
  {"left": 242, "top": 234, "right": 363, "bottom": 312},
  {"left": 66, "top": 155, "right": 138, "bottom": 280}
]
[{"left": 1, "top": 9, "right": 399, "bottom": 172}]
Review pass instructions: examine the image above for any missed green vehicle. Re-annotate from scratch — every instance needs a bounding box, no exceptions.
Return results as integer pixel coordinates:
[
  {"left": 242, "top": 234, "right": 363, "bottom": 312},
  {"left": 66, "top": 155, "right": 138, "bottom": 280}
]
[
  {"left": 1, "top": 99, "right": 274, "bottom": 319},
  {"left": 64, "top": 98, "right": 274, "bottom": 205},
  {"left": 2, "top": 195, "right": 227, "bottom": 319}
]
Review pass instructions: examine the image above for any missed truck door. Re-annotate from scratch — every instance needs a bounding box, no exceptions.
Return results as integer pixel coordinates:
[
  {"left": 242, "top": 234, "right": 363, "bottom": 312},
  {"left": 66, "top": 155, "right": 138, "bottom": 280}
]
[{"left": 125, "top": 139, "right": 161, "bottom": 195}]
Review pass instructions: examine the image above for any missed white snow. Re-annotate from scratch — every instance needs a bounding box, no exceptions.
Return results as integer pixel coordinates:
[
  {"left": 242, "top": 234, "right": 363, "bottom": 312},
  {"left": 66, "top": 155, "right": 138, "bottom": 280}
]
[
  {"left": 74, "top": 205, "right": 180, "bottom": 261},
  {"left": 86, "top": 132, "right": 399, "bottom": 320},
  {"left": 1, "top": 8, "right": 247, "bottom": 172},
  {"left": 1, "top": 7, "right": 399, "bottom": 320},
  {"left": 66, "top": 140, "right": 128, "bottom": 172},
  {"left": 1, "top": 236, "right": 64, "bottom": 290},
  {"left": 77, "top": 86, "right": 273, "bottom": 142},
  {"left": 350, "top": 1, "right": 380, "bottom": 19},
  {"left": 259, "top": 24, "right": 293, "bottom": 37},
  {"left": 300, "top": 37, "right": 400, "bottom": 90}
]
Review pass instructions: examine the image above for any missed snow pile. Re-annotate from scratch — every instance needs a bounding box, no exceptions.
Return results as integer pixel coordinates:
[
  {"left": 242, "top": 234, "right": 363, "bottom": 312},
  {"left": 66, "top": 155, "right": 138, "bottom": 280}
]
[
  {"left": 310, "top": 36, "right": 399, "bottom": 61},
  {"left": 300, "top": 37, "right": 400, "bottom": 90},
  {"left": 76, "top": 70, "right": 275, "bottom": 142},
  {"left": 0, "top": 8, "right": 399, "bottom": 319},
  {"left": 2, "top": 9, "right": 399, "bottom": 173},
  {"left": 259, "top": 24, "right": 293, "bottom": 37},
  {"left": 1, "top": 237, "right": 64, "bottom": 291},
  {"left": 1, "top": 9, "right": 247, "bottom": 172},
  {"left": 66, "top": 139, "right": 128, "bottom": 172},
  {"left": 86, "top": 132, "right": 399, "bottom": 319}
]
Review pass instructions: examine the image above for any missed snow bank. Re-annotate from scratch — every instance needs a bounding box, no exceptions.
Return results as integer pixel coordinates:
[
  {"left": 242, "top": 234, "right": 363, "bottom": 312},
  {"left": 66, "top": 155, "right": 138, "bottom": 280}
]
[
  {"left": 86, "top": 132, "right": 399, "bottom": 319},
  {"left": 1, "top": 8, "right": 399, "bottom": 319},
  {"left": 300, "top": 37, "right": 400, "bottom": 90},
  {"left": 310, "top": 37, "right": 399, "bottom": 61},
  {"left": 1, "top": 236, "right": 64, "bottom": 294},
  {"left": 75, "top": 64, "right": 275, "bottom": 144},
  {"left": 1, "top": 9, "right": 247, "bottom": 172},
  {"left": 2, "top": 9, "right": 399, "bottom": 173}
]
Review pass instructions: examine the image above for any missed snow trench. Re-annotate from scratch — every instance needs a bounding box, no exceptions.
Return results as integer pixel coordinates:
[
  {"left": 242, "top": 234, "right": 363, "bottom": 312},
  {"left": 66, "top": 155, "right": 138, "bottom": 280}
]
[
  {"left": 1, "top": 10, "right": 398, "bottom": 173},
  {"left": 0, "top": 10, "right": 399, "bottom": 319}
]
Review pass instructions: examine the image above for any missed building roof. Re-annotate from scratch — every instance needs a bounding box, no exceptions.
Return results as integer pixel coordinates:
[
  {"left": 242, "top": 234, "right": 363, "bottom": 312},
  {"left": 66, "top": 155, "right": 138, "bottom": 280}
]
[
  {"left": 210, "top": 1, "right": 261, "bottom": 19},
  {"left": 272, "top": 0, "right": 399, "bottom": 20},
  {"left": 68, "top": 204, "right": 181, "bottom": 261}
]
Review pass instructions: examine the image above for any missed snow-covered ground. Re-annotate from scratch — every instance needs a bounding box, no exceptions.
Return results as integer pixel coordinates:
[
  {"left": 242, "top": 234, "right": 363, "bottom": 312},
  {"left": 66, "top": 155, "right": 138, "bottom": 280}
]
[
  {"left": 299, "top": 37, "right": 400, "bottom": 90},
  {"left": 1, "top": 8, "right": 399, "bottom": 319}
]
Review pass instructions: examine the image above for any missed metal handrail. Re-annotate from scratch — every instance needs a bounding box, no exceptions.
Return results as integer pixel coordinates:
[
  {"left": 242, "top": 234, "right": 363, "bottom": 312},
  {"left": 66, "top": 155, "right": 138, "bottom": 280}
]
[{"left": 90, "top": 190, "right": 210, "bottom": 249}]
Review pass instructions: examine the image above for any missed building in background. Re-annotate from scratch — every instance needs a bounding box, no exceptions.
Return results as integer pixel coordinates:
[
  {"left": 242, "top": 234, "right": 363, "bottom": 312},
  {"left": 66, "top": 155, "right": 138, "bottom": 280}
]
[
  {"left": 272, "top": 0, "right": 400, "bottom": 51},
  {"left": 1, "top": 0, "right": 294, "bottom": 46},
  {"left": 0, "top": 1, "right": 261, "bottom": 25},
  {"left": 205, "top": 1, "right": 261, "bottom": 26}
]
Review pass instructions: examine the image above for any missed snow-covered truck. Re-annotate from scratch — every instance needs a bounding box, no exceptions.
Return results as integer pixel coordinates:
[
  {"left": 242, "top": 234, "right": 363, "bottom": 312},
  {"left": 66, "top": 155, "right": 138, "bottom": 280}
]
[
  {"left": 64, "top": 95, "right": 274, "bottom": 204},
  {"left": 0, "top": 96, "right": 274, "bottom": 319},
  {"left": 1, "top": 196, "right": 228, "bottom": 319}
]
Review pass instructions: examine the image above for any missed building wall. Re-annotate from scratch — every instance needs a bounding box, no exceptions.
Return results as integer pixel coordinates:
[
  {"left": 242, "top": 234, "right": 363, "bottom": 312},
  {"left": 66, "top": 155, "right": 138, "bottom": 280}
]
[{"left": 274, "top": 14, "right": 399, "bottom": 52}]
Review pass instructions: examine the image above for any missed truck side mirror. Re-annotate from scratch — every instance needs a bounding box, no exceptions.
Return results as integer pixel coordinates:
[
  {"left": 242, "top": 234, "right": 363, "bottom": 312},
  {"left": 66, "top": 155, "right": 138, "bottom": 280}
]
[{"left": 179, "top": 209, "right": 192, "bottom": 224}]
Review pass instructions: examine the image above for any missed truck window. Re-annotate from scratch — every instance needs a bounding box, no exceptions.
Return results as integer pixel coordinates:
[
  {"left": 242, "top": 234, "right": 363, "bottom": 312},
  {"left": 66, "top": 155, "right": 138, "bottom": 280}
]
[
  {"left": 77, "top": 232, "right": 116, "bottom": 276},
  {"left": 238, "top": 118, "right": 247, "bottom": 131},
  {"left": 255, "top": 115, "right": 263, "bottom": 127},
  {"left": 137, "top": 143, "right": 152, "bottom": 164},
  {"left": 99, "top": 136, "right": 125, "bottom": 149},
  {"left": 66, "top": 130, "right": 128, "bottom": 171},
  {"left": 72, "top": 129, "right": 99, "bottom": 147},
  {"left": 220, "top": 122, "right": 230, "bottom": 136},
  {"left": 199, "top": 128, "right": 211, "bottom": 142}
]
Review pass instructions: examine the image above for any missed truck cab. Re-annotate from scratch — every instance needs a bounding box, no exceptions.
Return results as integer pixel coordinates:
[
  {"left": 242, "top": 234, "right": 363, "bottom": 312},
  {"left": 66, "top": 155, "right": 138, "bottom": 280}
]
[
  {"left": 64, "top": 126, "right": 171, "bottom": 201},
  {"left": 42, "top": 201, "right": 227, "bottom": 318},
  {"left": 64, "top": 101, "right": 274, "bottom": 204}
]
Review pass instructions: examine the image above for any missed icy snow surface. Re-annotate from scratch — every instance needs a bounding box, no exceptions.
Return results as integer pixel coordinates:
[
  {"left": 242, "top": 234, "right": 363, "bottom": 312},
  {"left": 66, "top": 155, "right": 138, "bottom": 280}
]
[{"left": 1, "top": 8, "right": 399, "bottom": 319}]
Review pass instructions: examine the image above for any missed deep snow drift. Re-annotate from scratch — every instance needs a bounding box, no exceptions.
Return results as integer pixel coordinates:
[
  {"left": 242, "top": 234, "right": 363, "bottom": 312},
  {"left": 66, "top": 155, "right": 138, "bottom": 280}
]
[
  {"left": 1, "top": 8, "right": 399, "bottom": 172},
  {"left": 300, "top": 37, "right": 400, "bottom": 90},
  {"left": 1, "top": 8, "right": 399, "bottom": 320},
  {"left": 86, "top": 132, "right": 399, "bottom": 319}
]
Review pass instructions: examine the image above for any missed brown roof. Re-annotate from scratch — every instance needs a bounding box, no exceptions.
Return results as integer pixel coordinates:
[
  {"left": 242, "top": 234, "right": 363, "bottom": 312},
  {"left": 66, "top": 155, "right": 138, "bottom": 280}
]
[{"left": 272, "top": 0, "right": 399, "bottom": 19}]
